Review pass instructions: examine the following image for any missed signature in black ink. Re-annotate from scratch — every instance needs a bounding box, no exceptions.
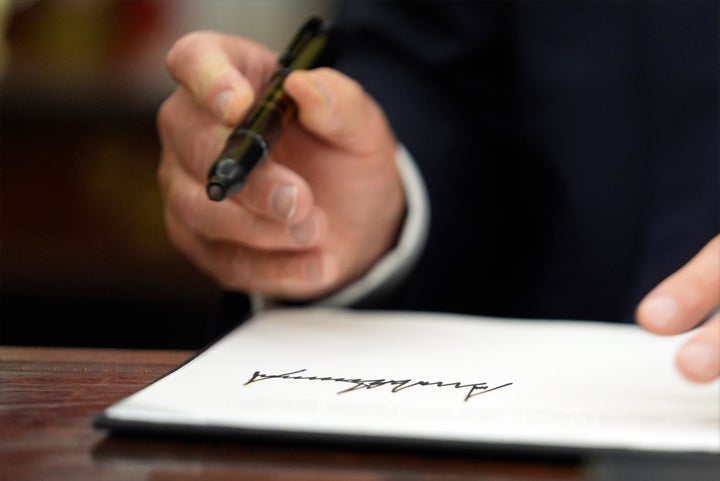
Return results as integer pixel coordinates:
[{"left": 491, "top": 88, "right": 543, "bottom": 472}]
[{"left": 244, "top": 369, "right": 512, "bottom": 402}]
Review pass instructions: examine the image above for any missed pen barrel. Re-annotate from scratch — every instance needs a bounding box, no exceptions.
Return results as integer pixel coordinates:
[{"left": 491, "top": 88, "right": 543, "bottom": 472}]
[
  {"left": 206, "top": 72, "right": 297, "bottom": 200},
  {"left": 206, "top": 16, "right": 331, "bottom": 201},
  {"left": 240, "top": 70, "right": 297, "bottom": 145}
]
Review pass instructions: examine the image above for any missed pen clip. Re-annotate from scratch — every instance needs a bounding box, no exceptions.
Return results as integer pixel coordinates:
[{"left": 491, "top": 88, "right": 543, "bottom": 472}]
[{"left": 278, "top": 16, "right": 324, "bottom": 67}]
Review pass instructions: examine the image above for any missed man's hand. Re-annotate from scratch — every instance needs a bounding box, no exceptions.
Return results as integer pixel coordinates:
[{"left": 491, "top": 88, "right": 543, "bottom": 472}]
[
  {"left": 157, "top": 31, "right": 405, "bottom": 300},
  {"left": 637, "top": 235, "right": 720, "bottom": 383}
]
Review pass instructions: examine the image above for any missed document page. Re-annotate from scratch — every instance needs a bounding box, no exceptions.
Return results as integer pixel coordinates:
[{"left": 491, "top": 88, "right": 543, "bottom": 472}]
[{"left": 97, "top": 308, "right": 719, "bottom": 453}]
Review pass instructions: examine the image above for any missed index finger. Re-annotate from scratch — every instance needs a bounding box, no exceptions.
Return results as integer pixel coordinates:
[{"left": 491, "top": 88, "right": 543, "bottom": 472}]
[
  {"left": 637, "top": 234, "right": 720, "bottom": 335},
  {"left": 165, "top": 30, "right": 278, "bottom": 125}
]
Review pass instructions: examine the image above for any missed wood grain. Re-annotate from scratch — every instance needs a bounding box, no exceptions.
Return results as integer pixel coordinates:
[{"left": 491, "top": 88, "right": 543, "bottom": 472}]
[{"left": 0, "top": 346, "right": 583, "bottom": 481}]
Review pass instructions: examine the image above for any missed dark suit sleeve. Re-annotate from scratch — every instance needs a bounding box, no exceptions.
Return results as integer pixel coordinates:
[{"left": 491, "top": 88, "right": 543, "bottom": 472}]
[
  {"left": 215, "top": 1, "right": 719, "bottom": 327},
  {"left": 331, "top": 1, "right": 719, "bottom": 321}
]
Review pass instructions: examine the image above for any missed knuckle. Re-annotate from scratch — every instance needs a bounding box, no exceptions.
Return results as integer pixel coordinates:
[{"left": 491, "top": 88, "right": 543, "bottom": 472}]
[
  {"left": 155, "top": 94, "right": 176, "bottom": 140},
  {"left": 165, "top": 30, "right": 216, "bottom": 74},
  {"left": 156, "top": 154, "right": 170, "bottom": 193},
  {"left": 163, "top": 212, "right": 187, "bottom": 253},
  {"left": 178, "top": 188, "right": 207, "bottom": 233},
  {"left": 166, "top": 181, "right": 201, "bottom": 233}
]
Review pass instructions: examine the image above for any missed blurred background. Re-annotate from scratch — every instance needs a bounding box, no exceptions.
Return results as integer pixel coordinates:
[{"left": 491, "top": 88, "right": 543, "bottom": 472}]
[{"left": 0, "top": 0, "right": 337, "bottom": 349}]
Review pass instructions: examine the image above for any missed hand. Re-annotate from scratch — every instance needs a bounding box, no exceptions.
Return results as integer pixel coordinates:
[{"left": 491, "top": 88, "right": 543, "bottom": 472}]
[
  {"left": 157, "top": 31, "right": 405, "bottom": 300},
  {"left": 636, "top": 234, "right": 720, "bottom": 383}
]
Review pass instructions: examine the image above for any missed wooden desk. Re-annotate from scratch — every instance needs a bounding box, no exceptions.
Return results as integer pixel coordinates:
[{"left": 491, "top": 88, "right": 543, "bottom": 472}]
[{"left": 0, "top": 347, "right": 715, "bottom": 481}]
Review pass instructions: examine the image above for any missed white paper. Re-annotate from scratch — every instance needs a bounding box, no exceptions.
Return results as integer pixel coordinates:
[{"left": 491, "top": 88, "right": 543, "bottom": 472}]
[{"left": 102, "top": 308, "right": 720, "bottom": 453}]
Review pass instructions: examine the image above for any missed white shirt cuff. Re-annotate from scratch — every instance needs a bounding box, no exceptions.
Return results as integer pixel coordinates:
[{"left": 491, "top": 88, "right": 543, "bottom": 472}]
[{"left": 252, "top": 143, "right": 430, "bottom": 312}]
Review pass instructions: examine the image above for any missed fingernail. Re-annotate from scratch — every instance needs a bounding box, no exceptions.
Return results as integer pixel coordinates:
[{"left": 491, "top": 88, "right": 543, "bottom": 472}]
[
  {"left": 290, "top": 215, "right": 317, "bottom": 245},
  {"left": 678, "top": 341, "right": 719, "bottom": 381},
  {"left": 270, "top": 184, "right": 297, "bottom": 222},
  {"left": 214, "top": 90, "right": 234, "bottom": 121},
  {"left": 640, "top": 294, "right": 678, "bottom": 328}
]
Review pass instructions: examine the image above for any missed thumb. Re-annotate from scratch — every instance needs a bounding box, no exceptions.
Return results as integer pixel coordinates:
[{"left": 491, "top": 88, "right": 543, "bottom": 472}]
[{"left": 284, "top": 68, "right": 395, "bottom": 156}]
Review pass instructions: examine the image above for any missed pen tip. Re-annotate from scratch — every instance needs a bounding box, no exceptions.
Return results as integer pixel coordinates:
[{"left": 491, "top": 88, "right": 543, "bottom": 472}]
[{"left": 207, "top": 183, "right": 227, "bottom": 202}]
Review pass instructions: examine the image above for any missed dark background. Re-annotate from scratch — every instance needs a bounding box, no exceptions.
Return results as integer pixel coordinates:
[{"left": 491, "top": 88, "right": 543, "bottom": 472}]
[{"left": 0, "top": 0, "right": 336, "bottom": 349}]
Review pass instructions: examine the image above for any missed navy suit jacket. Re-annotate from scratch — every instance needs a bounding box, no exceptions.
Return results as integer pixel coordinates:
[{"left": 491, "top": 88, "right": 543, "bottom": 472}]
[{"left": 327, "top": 0, "right": 719, "bottom": 322}]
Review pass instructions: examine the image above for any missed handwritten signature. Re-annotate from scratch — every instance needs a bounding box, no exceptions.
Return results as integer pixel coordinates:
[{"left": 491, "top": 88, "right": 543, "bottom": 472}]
[{"left": 244, "top": 369, "right": 512, "bottom": 402}]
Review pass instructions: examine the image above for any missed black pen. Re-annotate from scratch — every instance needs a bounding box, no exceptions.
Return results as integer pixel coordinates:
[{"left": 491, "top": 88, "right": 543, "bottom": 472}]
[{"left": 206, "top": 16, "right": 331, "bottom": 202}]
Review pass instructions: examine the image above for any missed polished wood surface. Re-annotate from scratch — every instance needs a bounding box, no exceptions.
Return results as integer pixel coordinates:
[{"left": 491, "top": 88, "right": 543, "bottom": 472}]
[
  {"left": 0, "top": 346, "right": 585, "bottom": 481},
  {"left": 1, "top": 346, "right": 715, "bottom": 481}
]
